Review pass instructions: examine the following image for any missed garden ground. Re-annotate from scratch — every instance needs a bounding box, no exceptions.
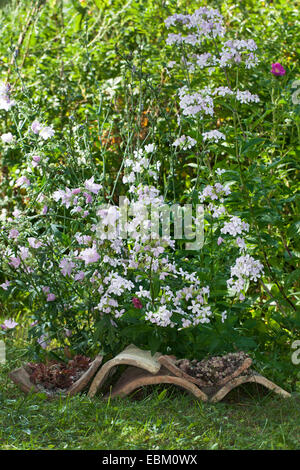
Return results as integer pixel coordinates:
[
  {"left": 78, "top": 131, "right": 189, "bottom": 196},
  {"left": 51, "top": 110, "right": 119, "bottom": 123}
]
[{"left": 0, "top": 346, "right": 299, "bottom": 450}]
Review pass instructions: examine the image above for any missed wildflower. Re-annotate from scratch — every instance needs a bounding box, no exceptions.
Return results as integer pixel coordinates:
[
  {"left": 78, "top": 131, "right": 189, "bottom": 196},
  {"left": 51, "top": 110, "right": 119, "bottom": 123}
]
[
  {"left": 271, "top": 63, "right": 286, "bottom": 76},
  {"left": 221, "top": 311, "right": 227, "bottom": 323},
  {"left": 84, "top": 176, "right": 102, "bottom": 195},
  {"left": 9, "top": 256, "right": 21, "bottom": 269},
  {"left": 236, "top": 90, "right": 260, "bottom": 104},
  {"left": 79, "top": 247, "right": 100, "bottom": 265},
  {"left": 1, "top": 132, "right": 14, "bottom": 143},
  {"left": 178, "top": 87, "right": 214, "bottom": 117},
  {"left": 31, "top": 155, "right": 41, "bottom": 167},
  {"left": 53, "top": 188, "right": 73, "bottom": 208},
  {"left": 37, "top": 334, "right": 50, "bottom": 349},
  {"left": 202, "top": 129, "right": 225, "bottom": 143},
  {"left": 236, "top": 237, "right": 246, "bottom": 250},
  {"left": 31, "top": 120, "right": 42, "bottom": 134},
  {"left": 28, "top": 237, "right": 43, "bottom": 248},
  {"left": 97, "top": 206, "right": 119, "bottom": 226},
  {"left": 227, "top": 254, "right": 264, "bottom": 296},
  {"left": 72, "top": 188, "right": 81, "bottom": 195},
  {"left": 213, "top": 86, "right": 233, "bottom": 97},
  {"left": 59, "top": 258, "right": 76, "bottom": 277},
  {"left": 47, "top": 293, "right": 56, "bottom": 301},
  {"left": 132, "top": 297, "right": 143, "bottom": 309},
  {"left": 15, "top": 176, "right": 30, "bottom": 187},
  {"left": 9, "top": 229, "right": 19, "bottom": 239},
  {"left": 39, "top": 126, "right": 55, "bottom": 140},
  {"left": 19, "top": 247, "right": 30, "bottom": 260},
  {"left": 144, "top": 143, "right": 156, "bottom": 153},
  {"left": 0, "top": 82, "right": 10, "bottom": 96},
  {"left": 74, "top": 271, "right": 85, "bottom": 281},
  {"left": 83, "top": 192, "right": 93, "bottom": 204},
  {"left": 145, "top": 305, "right": 173, "bottom": 327},
  {"left": 0, "top": 82, "right": 15, "bottom": 111},
  {"left": 221, "top": 216, "right": 249, "bottom": 237},
  {"left": 173, "top": 135, "right": 197, "bottom": 150},
  {"left": 0, "top": 280, "right": 10, "bottom": 290},
  {"left": 1, "top": 319, "right": 18, "bottom": 330},
  {"left": 12, "top": 208, "right": 21, "bottom": 218},
  {"left": 0, "top": 95, "right": 15, "bottom": 111}
]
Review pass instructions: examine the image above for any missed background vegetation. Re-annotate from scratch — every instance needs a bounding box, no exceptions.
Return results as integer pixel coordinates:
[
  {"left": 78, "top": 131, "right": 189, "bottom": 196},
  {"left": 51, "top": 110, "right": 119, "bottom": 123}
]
[{"left": 0, "top": 0, "right": 299, "bottom": 398}]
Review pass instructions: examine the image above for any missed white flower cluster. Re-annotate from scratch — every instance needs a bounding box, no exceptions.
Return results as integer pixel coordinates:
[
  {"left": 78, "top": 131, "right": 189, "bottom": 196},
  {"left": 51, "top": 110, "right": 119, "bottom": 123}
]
[
  {"left": 227, "top": 255, "right": 264, "bottom": 296},
  {"left": 219, "top": 39, "right": 259, "bottom": 68},
  {"left": 221, "top": 216, "right": 249, "bottom": 237},
  {"left": 165, "top": 7, "right": 225, "bottom": 45},
  {"left": 202, "top": 129, "right": 226, "bottom": 143},
  {"left": 236, "top": 90, "right": 260, "bottom": 104},
  {"left": 178, "top": 86, "right": 214, "bottom": 117},
  {"left": 173, "top": 135, "right": 197, "bottom": 150},
  {"left": 199, "top": 183, "right": 231, "bottom": 203},
  {"left": 123, "top": 146, "right": 160, "bottom": 186}
]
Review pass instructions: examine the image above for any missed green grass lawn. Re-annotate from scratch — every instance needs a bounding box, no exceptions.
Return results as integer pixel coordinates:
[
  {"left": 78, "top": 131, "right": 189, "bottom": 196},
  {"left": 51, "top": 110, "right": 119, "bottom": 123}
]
[{"left": 0, "top": 348, "right": 299, "bottom": 450}]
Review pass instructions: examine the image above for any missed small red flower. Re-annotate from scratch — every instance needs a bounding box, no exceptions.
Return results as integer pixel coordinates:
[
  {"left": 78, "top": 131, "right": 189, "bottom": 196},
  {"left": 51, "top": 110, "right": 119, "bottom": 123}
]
[
  {"left": 132, "top": 297, "right": 143, "bottom": 309},
  {"left": 271, "top": 63, "right": 286, "bottom": 76}
]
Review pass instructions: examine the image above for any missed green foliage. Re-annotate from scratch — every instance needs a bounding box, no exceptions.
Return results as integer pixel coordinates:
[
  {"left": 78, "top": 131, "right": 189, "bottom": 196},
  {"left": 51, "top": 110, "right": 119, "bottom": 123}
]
[{"left": 0, "top": 0, "right": 299, "bottom": 385}]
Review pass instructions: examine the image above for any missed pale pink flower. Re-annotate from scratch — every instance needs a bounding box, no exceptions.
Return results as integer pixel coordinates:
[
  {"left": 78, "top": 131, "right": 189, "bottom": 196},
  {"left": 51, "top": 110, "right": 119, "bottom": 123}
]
[
  {"left": 1, "top": 318, "right": 18, "bottom": 330},
  {"left": 32, "top": 155, "right": 41, "bottom": 167},
  {"left": 74, "top": 271, "right": 85, "bottom": 281},
  {"left": 0, "top": 280, "right": 10, "bottom": 290},
  {"left": 79, "top": 247, "right": 100, "bottom": 265},
  {"left": 31, "top": 120, "right": 42, "bottom": 134},
  {"left": 221, "top": 311, "right": 227, "bottom": 323},
  {"left": 12, "top": 208, "right": 21, "bottom": 218},
  {"left": 83, "top": 192, "right": 93, "bottom": 204},
  {"left": 15, "top": 176, "right": 30, "bottom": 187},
  {"left": 19, "top": 246, "right": 30, "bottom": 260},
  {"left": 39, "top": 126, "right": 55, "bottom": 140},
  {"left": 64, "top": 328, "right": 72, "bottom": 337},
  {"left": 73, "top": 188, "right": 82, "bottom": 196},
  {"left": 0, "top": 96, "right": 14, "bottom": 111},
  {"left": 1, "top": 132, "right": 14, "bottom": 143},
  {"left": 84, "top": 176, "right": 102, "bottom": 195},
  {"left": 37, "top": 334, "right": 50, "bottom": 349},
  {"left": 9, "top": 256, "right": 21, "bottom": 268},
  {"left": 9, "top": 229, "right": 19, "bottom": 239},
  {"left": 59, "top": 258, "right": 75, "bottom": 277},
  {"left": 47, "top": 293, "right": 56, "bottom": 301},
  {"left": 28, "top": 237, "right": 43, "bottom": 248}
]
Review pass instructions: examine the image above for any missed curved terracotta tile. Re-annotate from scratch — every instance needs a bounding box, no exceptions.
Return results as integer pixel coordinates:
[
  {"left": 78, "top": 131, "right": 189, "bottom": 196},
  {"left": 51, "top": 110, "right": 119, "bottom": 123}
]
[
  {"left": 210, "top": 373, "right": 291, "bottom": 403},
  {"left": 88, "top": 344, "right": 161, "bottom": 397},
  {"left": 105, "top": 366, "right": 208, "bottom": 401}
]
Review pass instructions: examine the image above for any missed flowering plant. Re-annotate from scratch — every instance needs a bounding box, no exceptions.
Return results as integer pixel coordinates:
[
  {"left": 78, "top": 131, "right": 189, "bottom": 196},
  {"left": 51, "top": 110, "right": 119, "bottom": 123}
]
[{"left": 1, "top": 4, "right": 297, "bottom": 365}]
